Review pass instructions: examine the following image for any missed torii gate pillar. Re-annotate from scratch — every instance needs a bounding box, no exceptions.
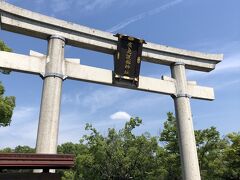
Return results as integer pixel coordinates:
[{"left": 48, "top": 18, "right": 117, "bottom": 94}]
[
  {"left": 171, "top": 62, "right": 201, "bottom": 180},
  {"left": 36, "top": 35, "right": 65, "bottom": 154}
]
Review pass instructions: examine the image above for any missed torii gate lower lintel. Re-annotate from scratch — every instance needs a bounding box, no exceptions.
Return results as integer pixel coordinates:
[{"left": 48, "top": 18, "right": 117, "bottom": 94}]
[{"left": 0, "top": 2, "right": 223, "bottom": 180}]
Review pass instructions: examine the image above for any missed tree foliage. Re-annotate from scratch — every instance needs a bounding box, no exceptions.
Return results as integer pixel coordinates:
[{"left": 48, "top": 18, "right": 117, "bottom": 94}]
[
  {"left": 0, "top": 145, "right": 35, "bottom": 153},
  {"left": 159, "top": 112, "right": 181, "bottom": 179},
  {"left": 60, "top": 118, "right": 166, "bottom": 180},
  {"left": 223, "top": 133, "right": 240, "bottom": 179},
  {"left": 0, "top": 40, "right": 12, "bottom": 52},
  {"left": 0, "top": 40, "right": 15, "bottom": 127},
  {"left": 0, "top": 82, "right": 15, "bottom": 127},
  {"left": 0, "top": 113, "right": 239, "bottom": 180},
  {"left": 195, "top": 127, "right": 227, "bottom": 179}
]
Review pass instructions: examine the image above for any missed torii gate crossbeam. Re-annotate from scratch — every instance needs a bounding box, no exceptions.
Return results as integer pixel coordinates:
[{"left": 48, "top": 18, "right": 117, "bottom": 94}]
[
  {"left": 0, "top": 1, "right": 223, "bottom": 180},
  {"left": 0, "top": 2, "right": 222, "bottom": 72}
]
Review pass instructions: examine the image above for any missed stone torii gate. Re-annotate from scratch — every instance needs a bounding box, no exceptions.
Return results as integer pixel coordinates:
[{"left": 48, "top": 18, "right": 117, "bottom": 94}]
[{"left": 0, "top": 2, "right": 223, "bottom": 180}]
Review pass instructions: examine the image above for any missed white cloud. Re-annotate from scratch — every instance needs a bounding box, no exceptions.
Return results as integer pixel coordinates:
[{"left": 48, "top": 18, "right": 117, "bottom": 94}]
[
  {"left": 33, "top": 0, "right": 117, "bottom": 14},
  {"left": 215, "top": 79, "right": 240, "bottom": 90},
  {"left": 12, "top": 107, "right": 37, "bottom": 121},
  {"left": 123, "top": 94, "right": 168, "bottom": 111},
  {"left": 110, "top": 111, "right": 131, "bottom": 121},
  {"left": 213, "top": 53, "right": 240, "bottom": 73},
  {"left": 62, "top": 87, "right": 127, "bottom": 113},
  {"left": 77, "top": 0, "right": 116, "bottom": 11},
  {"left": 82, "top": 88, "right": 126, "bottom": 112},
  {"left": 50, "top": 0, "right": 74, "bottom": 13},
  {"left": 107, "top": 0, "right": 183, "bottom": 32},
  {"left": 62, "top": 93, "right": 76, "bottom": 104},
  {"left": 187, "top": 52, "right": 240, "bottom": 80}
]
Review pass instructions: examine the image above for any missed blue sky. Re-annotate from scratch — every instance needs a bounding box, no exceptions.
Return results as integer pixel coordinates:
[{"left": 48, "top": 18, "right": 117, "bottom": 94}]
[{"left": 0, "top": 0, "right": 240, "bottom": 148}]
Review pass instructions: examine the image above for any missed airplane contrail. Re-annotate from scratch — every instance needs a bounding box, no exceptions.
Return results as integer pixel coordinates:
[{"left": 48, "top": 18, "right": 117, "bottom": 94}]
[{"left": 106, "top": 0, "right": 183, "bottom": 33}]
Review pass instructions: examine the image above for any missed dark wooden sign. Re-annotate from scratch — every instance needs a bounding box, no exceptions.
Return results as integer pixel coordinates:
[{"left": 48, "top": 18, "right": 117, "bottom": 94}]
[
  {"left": 113, "top": 34, "right": 145, "bottom": 87},
  {"left": 0, "top": 153, "right": 74, "bottom": 180}
]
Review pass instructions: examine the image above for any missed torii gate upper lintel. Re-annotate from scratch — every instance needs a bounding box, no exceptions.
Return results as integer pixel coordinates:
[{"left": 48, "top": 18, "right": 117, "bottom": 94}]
[{"left": 0, "top": 2, "right": 223, "bottom": 180}]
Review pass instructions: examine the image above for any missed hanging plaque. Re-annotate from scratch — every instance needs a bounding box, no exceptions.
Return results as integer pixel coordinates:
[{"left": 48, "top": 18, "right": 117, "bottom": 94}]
[{"left": 113, "top": 34, "right": 145, "bottom": 87}]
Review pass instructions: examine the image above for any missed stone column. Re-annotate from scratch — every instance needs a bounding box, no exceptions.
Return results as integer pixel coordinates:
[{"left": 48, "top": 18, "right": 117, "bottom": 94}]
[
  {"left": 36, "top": 35, "right": 65, "bottom": 154},
  {"left": 171, "top": 62, "right": 201, "bottom": 180}
]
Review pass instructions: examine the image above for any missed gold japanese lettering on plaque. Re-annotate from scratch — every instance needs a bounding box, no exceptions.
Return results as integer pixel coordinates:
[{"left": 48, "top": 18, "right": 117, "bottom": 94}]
[{"left": 113, "top": 34, "right": 146, "bottom": 87}]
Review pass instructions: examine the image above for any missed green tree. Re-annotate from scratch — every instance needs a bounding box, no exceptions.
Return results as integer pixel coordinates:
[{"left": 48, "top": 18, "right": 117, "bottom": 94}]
[
  {"left": 58, "top": 142, "right": 87, "bottom": 156},
  {"left": 57, "top": 142, "right": 88, "bottom": 179},
  {"left": 159, "top": 112, "right": 181, "bottom": 180},
  {"left": 0, "top": 40, "right": 12, "bottom": 52},
  {"left": 14, "top": 145, "right": 35, "bottom": 153},
  {"left": 0, "top": 145, "right": 35, "bottom": 153},
  {"left": 223, "top": 132, "right": 240, "bottom": 179},
  {"left": 0, "top": 40, "right": 15, "bottom": 127},
  {"left": 159, "top": 112, "right": 229, "bottom": 180},
  {"left": 0, "top": 82, "right": 15, "bottom": 127},
  {"left": 195, "top": 127, "right": 227, "bottom": 179},
  {"left": 1, "top": 113, "right": 239, "bottom": 180},
  {"left": 0, "top": 147, "right": 13, "bottom": 153},
  {"left": 62, "top": 117, "right": 166, "bottom": 180}
]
